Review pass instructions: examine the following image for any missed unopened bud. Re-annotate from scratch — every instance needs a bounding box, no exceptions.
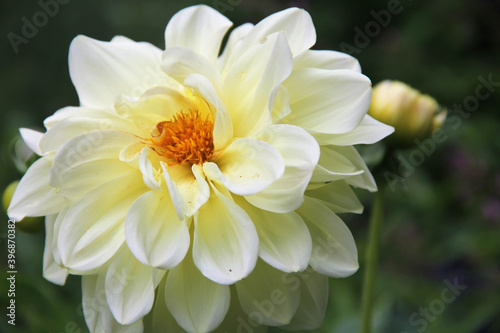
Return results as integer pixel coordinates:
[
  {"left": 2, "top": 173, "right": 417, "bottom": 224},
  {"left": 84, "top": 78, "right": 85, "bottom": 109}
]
[{"left": 368, "top": 80, "right": 446, "bottom": 147}]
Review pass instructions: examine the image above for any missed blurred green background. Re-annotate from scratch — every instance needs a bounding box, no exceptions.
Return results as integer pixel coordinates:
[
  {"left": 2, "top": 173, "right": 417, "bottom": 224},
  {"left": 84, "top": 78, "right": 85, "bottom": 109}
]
[{"left": 1, "top": 0, "right": 499, "bottom": 332}]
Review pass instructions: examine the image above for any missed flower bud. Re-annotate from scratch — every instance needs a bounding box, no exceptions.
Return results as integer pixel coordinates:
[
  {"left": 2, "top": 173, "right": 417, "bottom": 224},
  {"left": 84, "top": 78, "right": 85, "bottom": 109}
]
[{"left": 368, "top": 80, "right": 446, "bottom": 147}]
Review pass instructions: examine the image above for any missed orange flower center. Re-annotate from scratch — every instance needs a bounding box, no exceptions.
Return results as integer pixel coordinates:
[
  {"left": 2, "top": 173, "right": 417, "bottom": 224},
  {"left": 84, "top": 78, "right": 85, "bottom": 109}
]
[{"left": 149, "top": 110, "right": 214, "bottom": 165}]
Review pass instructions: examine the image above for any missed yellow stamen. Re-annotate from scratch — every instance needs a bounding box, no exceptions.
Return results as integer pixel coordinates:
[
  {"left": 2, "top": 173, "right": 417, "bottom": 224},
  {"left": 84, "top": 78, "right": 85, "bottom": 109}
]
[{"left": 149, "top": 109, "right": 214, "bottom": 165}]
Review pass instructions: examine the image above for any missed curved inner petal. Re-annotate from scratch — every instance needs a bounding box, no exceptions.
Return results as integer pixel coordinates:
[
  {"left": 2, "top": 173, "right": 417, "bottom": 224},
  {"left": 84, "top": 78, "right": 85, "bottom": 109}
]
[
  {"left": 204, "top": 138, "right": 285, "bottom": 196},
  {"left": 192, "top": 182, "right": 259, "bottom": 285},
  {"left": 164, "top": 5, "right": 233, "bottom": 64},
  {"left": 125, "top": 190, "right": 190, "bottom": 270},
  {"left": 222, "top": 32, "right": 293, "bottom": 138}
]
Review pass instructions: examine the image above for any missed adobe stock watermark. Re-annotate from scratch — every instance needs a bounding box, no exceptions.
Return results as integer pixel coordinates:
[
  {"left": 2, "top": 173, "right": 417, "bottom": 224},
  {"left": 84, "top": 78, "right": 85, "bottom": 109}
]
[
  {"left": 384, "top": 74, "right": 499, "bottom": 191},
  {"left": 339, "top": 0, "right": 407, "bottom": 55},
  {"left": 401, "top": 277, "right": 467, "bottom": 333},
  {"left": 211, "top": 0, "right": 243, "bottom": 14},
  {"left": 7, "top": 0, "right": 71, "bottom": 54},
  {"left": 6, "top": 219, "right": 17, "bottom": 326}
]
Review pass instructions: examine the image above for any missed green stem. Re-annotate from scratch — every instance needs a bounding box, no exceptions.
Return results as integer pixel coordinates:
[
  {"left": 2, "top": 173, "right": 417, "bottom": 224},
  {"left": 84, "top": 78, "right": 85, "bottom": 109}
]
[{"left": 360, "top": 188, "right": 385, "bottom": 333}]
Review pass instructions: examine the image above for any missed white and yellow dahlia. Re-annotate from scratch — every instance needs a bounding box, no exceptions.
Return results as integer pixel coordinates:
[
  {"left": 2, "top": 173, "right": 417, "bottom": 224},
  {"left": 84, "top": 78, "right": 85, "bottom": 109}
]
[{"left": 8, "top": 5, "right": 393, "bottom": 332}]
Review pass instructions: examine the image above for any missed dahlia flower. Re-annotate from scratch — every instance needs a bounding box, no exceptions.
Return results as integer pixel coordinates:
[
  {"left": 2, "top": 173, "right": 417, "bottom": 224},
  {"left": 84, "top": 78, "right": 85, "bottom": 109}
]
[{"left": 8, "top": 5, "right": 393, "bottom": 332}]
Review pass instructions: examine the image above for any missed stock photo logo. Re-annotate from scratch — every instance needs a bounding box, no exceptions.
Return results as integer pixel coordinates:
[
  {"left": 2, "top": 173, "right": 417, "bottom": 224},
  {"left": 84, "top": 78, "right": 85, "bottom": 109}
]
[
  {"left": 6, "top": 4, "right": 394, "bottom": 333},
  {"left": 7, "top": 0, "right": 71, "bottom": 54},
  {"left": 401, "top": 278, "right": 467, "bottom": 333}
]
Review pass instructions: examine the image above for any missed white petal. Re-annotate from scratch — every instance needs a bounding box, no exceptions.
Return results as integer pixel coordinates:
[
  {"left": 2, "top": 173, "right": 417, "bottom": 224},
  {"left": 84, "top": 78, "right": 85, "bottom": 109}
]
[
  {"left": 245, "top": 124, "right": 319, "bottom": 213},
  {"left": 330, "top": 146, "right": 378, "bottom": 192},
  {"left": 165, "top": 253, "right": 230, "bottom": 333},
  {"left": 281, "top": 268, "right": 329, "bottom": 330},
  {"left": 82, "top": 274, "right": 101, "bottom": 333},
  {"left": 125, "top": 190, "right": 189, "bottom": 270},
  {"left": 111, "top": 35, "right": 136, "bottom": 43},
  {"left": 183, "top": 73, "right": 233, "bottom": 151},
  {"left": 53, "top": 159, "right": 136, "bottom": 203},
  {"left": 114, "top": 86, "right": 192, "bottom": 133},
  {"left": 43, "top": 106, "right": 110, "bottom": 129},
  {"left": 223, "top": 32, "right": 293, "bottom": 137},
  {"left": 189, "top": 164, "right": 211, "bottom": 216},
  {"left": 50, "top": 207, "right": 67, "bottom": 267},
  {"left": 152, "top": 268, "right": 166, "bottom": 288},
  {"left": 204, "top": 138, "right": 284, "bottom": 196},
  {"left": 69, "top": 35, "right": 166, "bottom": 108},
  {"left": 244, "top": 166, "right": 312, "bottom": 214},
  {"left": 120, "top": 142, "right": 147, "bottom": 164},
  {"left": 43, "top": 214, "right": 68, "bottom": 285},
  {"left": 50, "top": 130, "right": 137, "bottom": 172},
  {"left": 43, "top": 105, "right": 120, "bottom": 129},
  {"left": 20, "top": 128, "right": 43, "bottom": 155},
  {"left": 253, "top": 125, "right": 320, "bottom": 170},
  {"left": 49, "top": 131, "right": 138, "bottom": 201},
  {"left": 164, "top": 5, "right": 232, "bottom": 64},
  {"left": 217, "top": 23, "right": 254, "bottom": 72},
  {"left": 161, "top": 163, "right": 187, "bottom": 219},
  {"left": 193, "top": 183, "right": 259, "bottom": 285},
  {"left": 227, "top": 7, "right": 315, "bottom": 63},
  {"left": 294, "top": 49, "right": 361, "bottom": 72},
  {"left": 152, "top": 275, "right": 186, "bottom": 333},
  {"left": 139, "top": 148, "right": 162, "bottom": 191},
  {"left": 284, "top": 68, "right": 372, "bottom": 134},
  {"left": 82, "top": 273, "right": 145, "bottom": 333},
  {"left": 212, "top": 285, "right": 268, "bottom": 333},
  {"left": 306, "top": 180, "right": 364, "bottom": 214},
  {"left": 161, "top": 163, "right": 210, "bottom": 218},
  {"left": 57, "top": 172, "right": 146, "bottom": 271},
  {"left": 310, "top": 145, "right": 364, "bottom": 183},
  {"left": 298, "top": 197, "right": 359, "bottom": 277},
  {"left": 112, "top": 320, "right": 144, "bottom": 333},
  {"left": 105, "top": 246, "right": 155, "bottom": 325},
  {"left": 41, "top": 107, "right": 136, "bottom": 153},
  {"left": 314, "top": 115, "right": 394, "bottom": 146},
  {"left": 8, "top": 156, "right": 65, "bottom": 221},
  {"left": 162, "top": 47, "right": 223, "bottom": 94},
  {"left": 272, "top": 85, "right": 292, "bottom": 123},
  {"left": 236, "top": 260, "right": 301, "bottom": 326},
  {"left": 235, "top": 197, "right": 312, "bottom": 273}
]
